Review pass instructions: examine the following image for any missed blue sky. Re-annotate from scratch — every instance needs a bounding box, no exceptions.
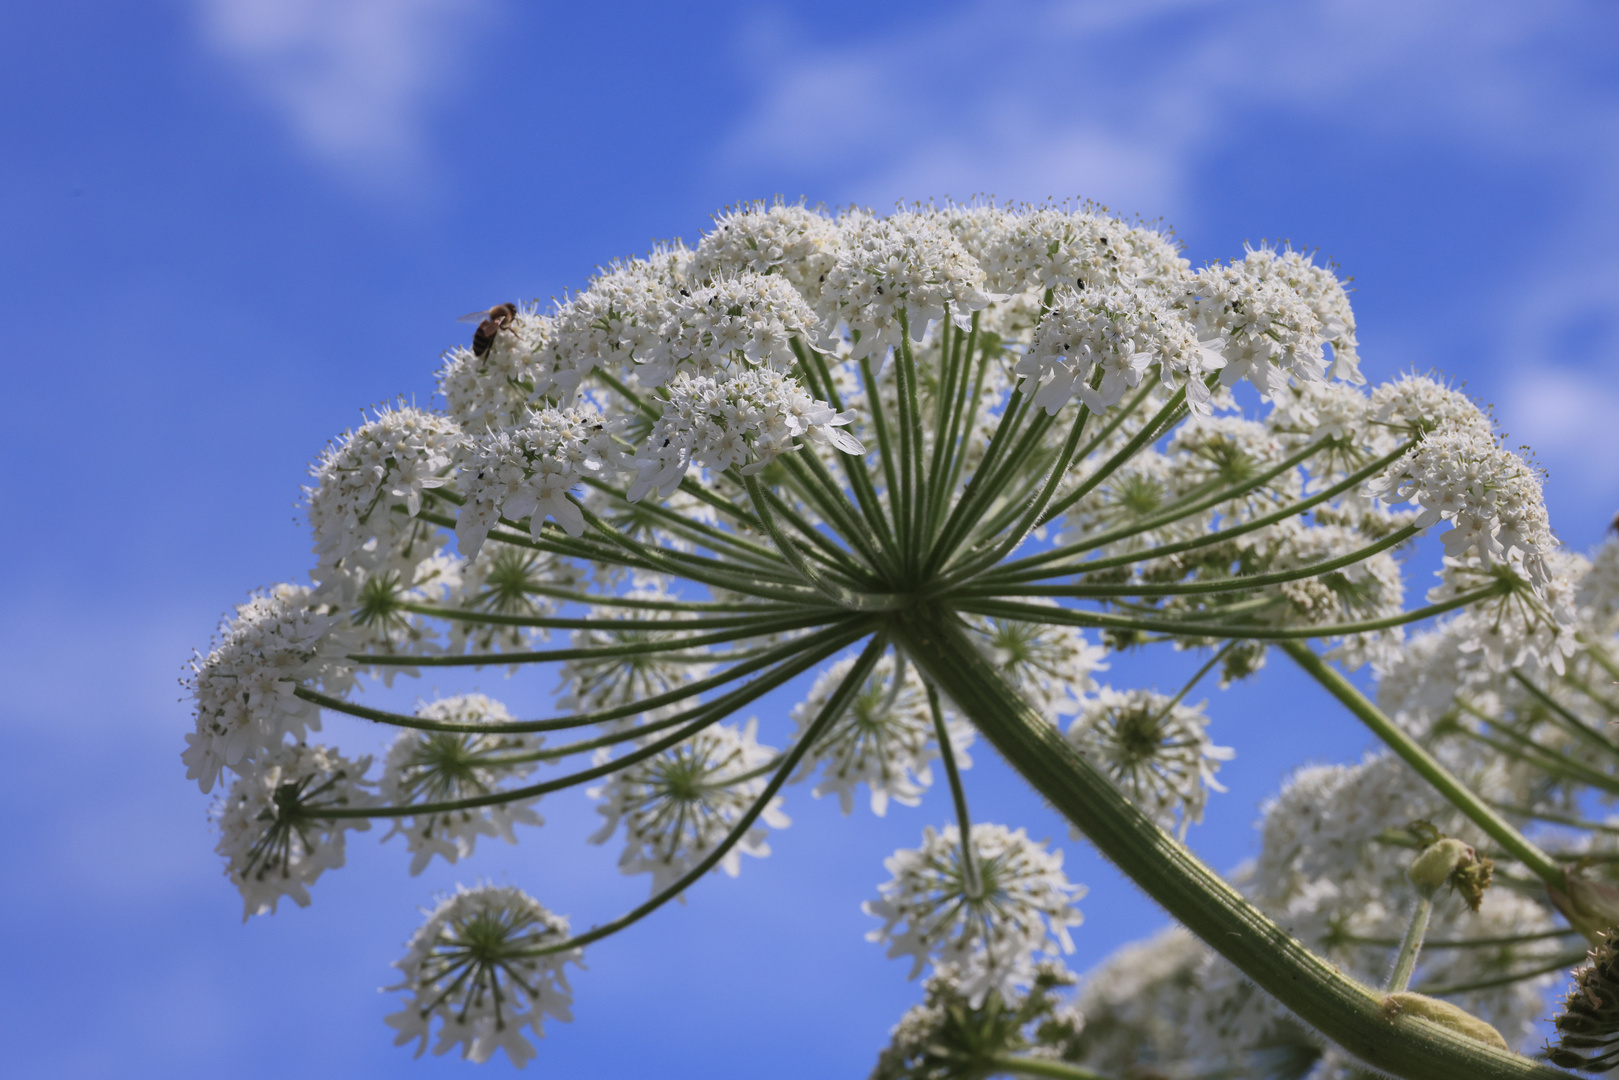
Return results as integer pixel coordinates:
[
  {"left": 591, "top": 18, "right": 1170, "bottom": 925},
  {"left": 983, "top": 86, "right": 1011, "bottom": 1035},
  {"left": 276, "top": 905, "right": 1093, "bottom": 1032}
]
[{"left": 2, "top": 1, "right": 1617, "bottom": 1077}]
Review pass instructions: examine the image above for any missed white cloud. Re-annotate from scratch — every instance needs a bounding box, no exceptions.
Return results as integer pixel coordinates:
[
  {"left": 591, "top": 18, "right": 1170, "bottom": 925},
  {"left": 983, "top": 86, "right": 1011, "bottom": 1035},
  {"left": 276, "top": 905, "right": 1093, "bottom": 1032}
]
[{"left": 193, "top": 0, "right": 491, "bottom": 187}]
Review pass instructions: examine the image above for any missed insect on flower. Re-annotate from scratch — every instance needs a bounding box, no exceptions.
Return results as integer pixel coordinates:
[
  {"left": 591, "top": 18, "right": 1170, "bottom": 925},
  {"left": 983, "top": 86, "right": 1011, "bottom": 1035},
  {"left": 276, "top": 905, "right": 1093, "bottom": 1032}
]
[{"left": 459, "top": 302, "right": 518, "bottom": 358}]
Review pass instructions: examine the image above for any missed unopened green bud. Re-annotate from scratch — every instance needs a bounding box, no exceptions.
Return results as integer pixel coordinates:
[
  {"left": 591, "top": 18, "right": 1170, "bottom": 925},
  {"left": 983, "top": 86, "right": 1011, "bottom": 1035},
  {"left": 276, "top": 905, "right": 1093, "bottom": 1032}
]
[
  {"left": 1383, "top": 992, "right": 1509, "bottom": 1051},
  {"left": 1408, "top": 838, "right": 1470, "bottom": 899}
]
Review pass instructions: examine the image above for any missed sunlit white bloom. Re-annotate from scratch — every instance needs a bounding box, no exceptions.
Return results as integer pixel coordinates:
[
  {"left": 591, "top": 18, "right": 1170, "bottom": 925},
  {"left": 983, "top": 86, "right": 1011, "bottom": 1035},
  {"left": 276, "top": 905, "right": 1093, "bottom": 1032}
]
[
  {"left": 626, "top": 368, "right": 862, "bottom": 501},
  {"left": 1187, "top": 261, "right": 1329, "bottom": 396},
  {"left": 183, "top": 583, "right": 354, "bottom": 793},
  {"left": 692, "top": 200, "right": 840, "bottom": 301},
  {"left": 820, "top": 211, "right": 997, "bottom": 362},
  {"left": 640, "top": 270, "right": 819, "bottom": 386},
  {"left": 865, "top": 823, "right": 1086, "bottom": 1005},
  {"left": 380, "top": 695, "right": 543, "bottom": 875},
  {"left": 1238, "top": 243, "right": 1362, "bottom": 385},
  {"left": 1066, "top": 687, "right": 1232, "bottom": 836},
  {"left": 213, "top": 741, "right": 373, "bottom": 917},
  {"left": 545, "top": 245, "right": 691, "bottom": 394},
  {"left": 437, "top": 307, "right": 565, "bottom": 430},
  {"left": 385, "top": 884, "right": 583, "bottom": 1067},
  {"left": 790, "top": 654, "right": 973, "bottom": 816},
  {"left": 970, "top": 205, "right": 1191, "bottom": 298},
  {"left": 456, "top": 406, "right": 628, "bottom": 555},
  {"left": 1016, "top": 284, "right": 1223, "bottom": 417},
  {"left": 587, "top": 719, "right": 787, "bottom": 894},
  {"left": 305, "top": 405, "right": 462, "bottom": 566}
]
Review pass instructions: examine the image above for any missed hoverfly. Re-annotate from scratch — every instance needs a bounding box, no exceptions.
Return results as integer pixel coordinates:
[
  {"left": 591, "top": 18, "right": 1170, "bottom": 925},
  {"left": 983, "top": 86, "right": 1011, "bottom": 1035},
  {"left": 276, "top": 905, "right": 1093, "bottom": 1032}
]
[{"left": 458, "top": 302, "right": 518, "bottom": 358}]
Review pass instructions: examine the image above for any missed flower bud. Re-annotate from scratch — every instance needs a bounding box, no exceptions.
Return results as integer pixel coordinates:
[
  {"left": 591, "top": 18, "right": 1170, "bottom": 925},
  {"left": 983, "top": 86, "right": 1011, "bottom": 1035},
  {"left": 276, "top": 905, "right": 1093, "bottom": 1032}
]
[{"left": 1407, "top": 838, "right": 1470, "bottom": 900}]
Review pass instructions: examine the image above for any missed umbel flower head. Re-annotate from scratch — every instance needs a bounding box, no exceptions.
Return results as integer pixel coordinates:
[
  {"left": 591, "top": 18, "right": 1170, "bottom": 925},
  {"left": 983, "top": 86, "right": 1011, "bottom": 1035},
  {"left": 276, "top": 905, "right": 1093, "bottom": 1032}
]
[
  {"left": 181, "top": 196, "right": 1581, "bottom": 1074},
  {"left": 385, "top": 884, "right": 583, "bottom": 1067}
]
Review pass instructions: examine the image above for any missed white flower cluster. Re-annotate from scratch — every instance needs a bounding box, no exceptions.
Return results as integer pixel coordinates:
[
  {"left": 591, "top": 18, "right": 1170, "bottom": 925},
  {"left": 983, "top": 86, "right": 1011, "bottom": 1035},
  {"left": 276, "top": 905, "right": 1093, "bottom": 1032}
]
[
  {"left": 970, "top": 615, "right": 1108, "bottom": 719},
  {"left": 640, "top": 270, "right": 820, "bottom": 386},
  {"left": 545, "top": 245, "right": 691, "bottom": 392},
  {"left": 1018, "top": 284, "right": 1225, "bottom": 417},
  {"left": 627, "top": 368, "right": 862, "bottom": 501},
  {"left": 380, "top": 695, "right": 544, "bottom": 875},
  {"left": 1187, "top": 260, "right": 1331, "bottom": 396},
  {"left": 386, "top": 884, "right": 583, "bottom": 1067},
  {"left": 819, "top": 212, "right": 997, "bottom": 363},
  {"left": 213, "top": 741, "right": 373, "bottom": 917},
  {"left": 1238, "top": 244, "right": 1361, "bottom": 384},
  {"left": 587, "top": 719, "right": 787, "bottom": 894},
  {"left": 789, "top": 654, "right": 974, "bottom": 816},
  {"left": 1065, "top": 687, "right": 1232, "bottom": 836},
  {"left": 456, "top": 406, "right": 628, "bottom": 553},
  {"left": 866, "top": 823, "right": 1086, "bottom": 1006},
  {"left": 305, "top": 405, "right": 462, "bottom": 567},
  {"left": 437, "top": 307, "right": 563, "bottom": 432},
  {"left": 1367, "top": 426, "right": 1556, "bottom": 588},
  {"left": 691, "top": 200, "right": 840, "bottom": 300},
  {"left": 183, "top": 583, "right": 354, "bottom": 793},
  {"left": 962, "top": 205, "right": 1191, "bottom": 296}
]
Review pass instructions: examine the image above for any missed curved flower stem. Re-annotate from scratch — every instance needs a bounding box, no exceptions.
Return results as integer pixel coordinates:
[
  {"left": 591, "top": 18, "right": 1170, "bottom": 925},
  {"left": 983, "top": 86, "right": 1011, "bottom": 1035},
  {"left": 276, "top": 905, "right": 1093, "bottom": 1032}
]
[
  {"left": 775, "top": 450, "right": 897, "bottom": 578},
  {"left": 962, "top": 525, "right": 1421, "bottom": 600},
  {"left": 986, "top": 439, "right": 1419, "bottom": 585},
  {"left": 509, "top": 586, "right": 801, "bottom": 614},
  {"left": 1030, "top": 386, "right": 1188, "bottom": 529},
  {"left": 747, "top": 472, "right": 883, "bottom": 585},
  {"left": 1510, "top": 672, "right": 1615, "bottom": 755},
  {"left": 893, "top": 606, "right": 1567, "bottom": 1080},
  {"left": 578, "top": 477, "right": 785, "bottom": 567},
  {"left": 298, "top": 620, "right": 866, "bottom": 734},
  {"left": 519, "top": 633, "right": 889, "bottom": 957},
  {"left": 929, "top": 387, "right": 1032, "bottom": 573},
  {"left": 1342, "top": 927, "right": 1579, "bottom": 950},
  {"left": 926, "top": 682, "right": 980, "bottom": 899},
  {"left": 1280, "top": 641, "right": 1562, "bottom": 886},
  {"left": 1387, "top": 896, "right": 1433, "bottom": 993},
  {"left": 978, "top": 1055, "right": 1117, "bottom": 1080},
  {"left": 743, "top": 475, "right": 887, "bottom": 610},
  {"left": 954, "top": 581, "right": 1506, "bottom": 641},
  {"left": 350, "top": 609, "right": 836, "bottom": 667},
  {"left": 794, "top": 340, "right": 902, "bottom": 560},
  {"left": 860, "top": 357, "right": 906, "bottom": 547},
  {"left": 397, "top": 601, "right": 834, "bottom": 632}
]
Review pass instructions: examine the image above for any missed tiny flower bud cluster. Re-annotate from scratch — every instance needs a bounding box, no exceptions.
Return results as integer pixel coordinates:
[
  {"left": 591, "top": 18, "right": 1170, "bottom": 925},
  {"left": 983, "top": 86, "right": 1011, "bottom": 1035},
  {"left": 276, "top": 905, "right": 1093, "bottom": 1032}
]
[
  {"left": 545, "top": 246, "right": 691, "bottom": 393},
  {"left": 1188, "top": 261, "right": 1330, "bottom": 396},
  {"left": 641, "top": 270, "right": 819, "bottom": 386},
  {"left": 691, "top": 200, "right": 840, "bottom": 301},
  {"left": 437, "top": 307, "right": 563, "bottom": 432}
]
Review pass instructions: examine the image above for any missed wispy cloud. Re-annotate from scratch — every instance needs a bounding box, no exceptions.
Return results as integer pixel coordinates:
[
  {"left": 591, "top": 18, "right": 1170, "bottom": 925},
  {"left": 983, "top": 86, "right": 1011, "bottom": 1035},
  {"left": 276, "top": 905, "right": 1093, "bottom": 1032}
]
[{"left": 193, "top": 0, "right": 491, "bottom": 189}]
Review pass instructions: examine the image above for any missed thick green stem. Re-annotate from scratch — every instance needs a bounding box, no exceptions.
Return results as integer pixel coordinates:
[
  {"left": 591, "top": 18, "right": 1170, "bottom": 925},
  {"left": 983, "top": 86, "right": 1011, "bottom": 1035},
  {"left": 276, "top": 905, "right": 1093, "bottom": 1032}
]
[
  {"left": 980, "top": 1054, "right": 1115, "bottom": 1080},
  {"left": 1281, "top": 641, "right": 1562, "bottom": 886},
  {"left": 893, "top": 607, "right": 1566, "bottom": 1080},
  {"left": 1387, "top": 896, "right": 1433, "bottom": 993}
]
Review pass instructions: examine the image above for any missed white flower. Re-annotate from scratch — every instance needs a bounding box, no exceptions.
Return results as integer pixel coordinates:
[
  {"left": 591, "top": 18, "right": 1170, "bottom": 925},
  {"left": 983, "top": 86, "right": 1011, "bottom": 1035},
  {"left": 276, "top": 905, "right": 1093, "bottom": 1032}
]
[
  {"left": 1186, "top": 260, "right": 1330, "bottom": 397},
  {"left": 380, "top": 695, "right": 544, "bottom": 875},
  {"left": 865, "top": 823, "right": 1086, "bottom": 1006},
  {"left": 789, "top": 654, "right": 974, "bottom": 816},
  {"left": 304, "top": 404, "right": 462, "bottom": 567},
  {"left": 626, "top": 368, "right": 862, "bottom": 502},
  {"left": 969, "top": 615, "right": 1108, "bottom": 720},
  {"left": 691, "top": 199, "right": 840, "bottom": 302},
  {"left": 970, "top": 205, "right": 1191, "bottom": 298},
  {"left": 183, "top": 583, "right": 355, "bottom": 793},
  {"left": 1016, "top": 285, "right": 1223, "bottom": 417},
  {"left": 1238, "top": 243, "right": 1362, "bottom": 385},
  {"left": 587, "top": 719, "right": 788, "bottom": 894},
  {"left": 557, "top": 580, "right": 715, "bottom": 727},
  {"left": 819, "top": 211, "right": 997, "bottom": 363},
  {"left": 437, "top": 306, "right": 571, "bottom": 430},
  {"left": 1066, "top": 687, "right": 1232, "bottom": 836},
  {"left": 641, "top": 270, "right": 820, "bottom": 387},
  {"left": 213, "top": 741, "right": 373, "bottom": 917},
  {"left": 545, "top": 245, "right": 691, "bottom": 394},
  {"left": 385, "top": 884, "right": 583, "bottom": 1067},
  {"left": 455, "top": 405, "right": 628, "bottom": 555}
]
